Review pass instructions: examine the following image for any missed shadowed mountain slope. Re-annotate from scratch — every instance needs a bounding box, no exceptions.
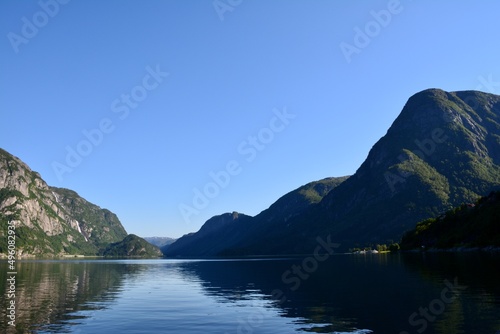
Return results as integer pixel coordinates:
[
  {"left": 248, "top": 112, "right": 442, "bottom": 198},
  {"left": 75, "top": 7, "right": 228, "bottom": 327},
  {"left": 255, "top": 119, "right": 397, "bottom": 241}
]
[{"left": 165, "top": 89, "right": 500, "bottom": 256}]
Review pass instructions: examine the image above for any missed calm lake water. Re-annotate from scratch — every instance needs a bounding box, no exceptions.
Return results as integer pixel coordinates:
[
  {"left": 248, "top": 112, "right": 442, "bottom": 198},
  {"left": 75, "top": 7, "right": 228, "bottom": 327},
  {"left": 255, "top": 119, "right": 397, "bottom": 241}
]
[{"left": 1, "top": 253, "right": 500, "bottom": 333}]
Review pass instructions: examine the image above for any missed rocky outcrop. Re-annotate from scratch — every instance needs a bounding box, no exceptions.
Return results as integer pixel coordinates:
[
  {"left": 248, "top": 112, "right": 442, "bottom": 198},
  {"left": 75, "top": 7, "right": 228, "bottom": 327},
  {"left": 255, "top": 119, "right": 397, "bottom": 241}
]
[{"left": 0, "top": 148, "right": 127, "bottom": 257}]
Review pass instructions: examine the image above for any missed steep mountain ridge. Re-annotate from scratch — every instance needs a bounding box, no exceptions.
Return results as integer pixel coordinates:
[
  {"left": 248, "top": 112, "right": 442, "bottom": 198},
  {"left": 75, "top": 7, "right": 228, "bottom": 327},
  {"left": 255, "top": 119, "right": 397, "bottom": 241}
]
[
  {"left": 0, "top": 148, "right": 128, "bottom": 257},
  {"left": 258, "top": 89, "right": 500, "bottom": 252},
  {"left": 163, "top": 212, "right": 253, "bottom": 256},
  {"left": 316, "top": 89, "right": 500, "bottom": 241},
  {"left": 165, "top": 89, "right": 500, "bottom": 256},
  {"left": 164, "top": 177, "right": 349, "bottom": 256}
]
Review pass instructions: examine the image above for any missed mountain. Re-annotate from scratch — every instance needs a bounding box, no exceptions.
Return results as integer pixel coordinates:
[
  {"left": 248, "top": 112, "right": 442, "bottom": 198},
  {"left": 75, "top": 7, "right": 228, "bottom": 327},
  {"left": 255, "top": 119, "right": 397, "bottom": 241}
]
[
  {"left": 400, "top": 191, "right": 500, "bottom": 250},
  {"left": 103, "top": 234, "right": 163, "bottom": 257},
  {"left": 163, "top": 212, "right": 253, "bottom": 257},
  {"left": 296, "top": 88, "right": 500, "bottom": 250},
  {"left": 144, "top": 236, "right": 177, "bottom": 248},
  {"left": 164, "top": 177, "right": 349, "bottom": 257},
  {"left": 0, "top": 148, "right": 128, "bottom": 257},
  {"left": 165, "top": 89, "right": 500, "bottom": 256}
]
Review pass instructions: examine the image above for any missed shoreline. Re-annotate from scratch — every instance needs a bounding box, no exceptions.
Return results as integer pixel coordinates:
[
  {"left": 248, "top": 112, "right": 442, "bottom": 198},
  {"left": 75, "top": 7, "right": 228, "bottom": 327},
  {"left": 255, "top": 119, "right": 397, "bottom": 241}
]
[
  {"left": 3, "top": 246, "right": 500, "bottom": 260},
  {"left": 402, "top": 246, "right": 500, "bottom": 253}
]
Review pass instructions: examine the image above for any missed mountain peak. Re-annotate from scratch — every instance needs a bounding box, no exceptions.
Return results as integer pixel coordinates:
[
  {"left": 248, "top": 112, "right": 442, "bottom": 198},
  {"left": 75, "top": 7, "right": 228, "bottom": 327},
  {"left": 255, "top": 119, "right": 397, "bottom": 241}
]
[
  {"left": 380, "top": 89, "right": 500, "bottom": 162},
  {"left": 198, "top": 212, "right": 250, "bottom": 236},
  {"left": 401, "top": 88, "right": 499, "bottom": 121}
]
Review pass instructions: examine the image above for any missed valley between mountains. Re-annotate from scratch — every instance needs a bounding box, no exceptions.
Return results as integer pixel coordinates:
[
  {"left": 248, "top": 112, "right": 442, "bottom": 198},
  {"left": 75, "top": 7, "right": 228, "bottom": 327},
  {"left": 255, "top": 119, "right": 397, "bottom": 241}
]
[{"left": 1, "top": 88, "right": 499, "bottom": 258}]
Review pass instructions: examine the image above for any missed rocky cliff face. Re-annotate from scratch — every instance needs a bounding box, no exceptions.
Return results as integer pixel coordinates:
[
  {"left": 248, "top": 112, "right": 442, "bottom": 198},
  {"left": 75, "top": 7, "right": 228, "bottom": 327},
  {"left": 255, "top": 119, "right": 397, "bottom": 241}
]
[{"left": 0, "top": 148, "right": 128, "bottom": 257}]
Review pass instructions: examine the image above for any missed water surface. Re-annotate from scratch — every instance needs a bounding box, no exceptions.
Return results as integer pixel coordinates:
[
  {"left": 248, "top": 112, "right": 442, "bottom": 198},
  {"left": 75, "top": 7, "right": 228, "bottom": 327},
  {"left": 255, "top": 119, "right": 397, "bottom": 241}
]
[{"left": 1, "top": 253, "right": 499, "bottom": 333}]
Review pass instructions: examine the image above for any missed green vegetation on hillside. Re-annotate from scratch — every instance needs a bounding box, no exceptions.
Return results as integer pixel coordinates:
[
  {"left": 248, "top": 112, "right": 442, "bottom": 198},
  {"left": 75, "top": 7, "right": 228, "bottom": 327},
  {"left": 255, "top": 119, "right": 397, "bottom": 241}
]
[
  {"left": 51, "top": 187, "right": 128, "bottom": 250},
  {"left": 0, "top": 148, "right": 128, "bottom": 257},
  {"left": 165, "top": 89, "right": 500, "bottom": 257},
  {"left": 103, "top": 234, "right": 163, "bottom": 258},
  {"left": 400, "top": 191, "right": 500, "bottom": 250},
  {"left": 0, "top": 219, "right": 98, "bottom": 256}
]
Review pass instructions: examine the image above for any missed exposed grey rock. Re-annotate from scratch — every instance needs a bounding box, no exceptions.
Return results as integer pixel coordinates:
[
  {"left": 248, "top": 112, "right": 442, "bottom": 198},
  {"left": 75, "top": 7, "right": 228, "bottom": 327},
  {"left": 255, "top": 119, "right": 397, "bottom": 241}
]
[{"left": 0, "top": 148, "right": 127, "bottom": 257}]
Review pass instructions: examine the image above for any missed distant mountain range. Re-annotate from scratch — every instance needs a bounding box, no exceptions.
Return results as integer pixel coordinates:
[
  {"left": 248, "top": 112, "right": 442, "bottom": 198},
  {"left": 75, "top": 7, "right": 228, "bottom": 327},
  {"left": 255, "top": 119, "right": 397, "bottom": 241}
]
[
  {"left": 165, "top": 89, "right": 500, "bottom": 256},
  {"left": 0, "top": 148, "right": 160, "bottom": 258},
  {"left": 144, "top": 236, "right": 177, "bottom": 248}
]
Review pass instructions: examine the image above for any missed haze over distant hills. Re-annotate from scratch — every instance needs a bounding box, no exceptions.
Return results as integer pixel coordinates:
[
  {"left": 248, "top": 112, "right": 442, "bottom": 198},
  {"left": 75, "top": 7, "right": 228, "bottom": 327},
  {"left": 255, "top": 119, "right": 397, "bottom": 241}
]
[
  {"left": 144, "top": 237, "right": 177, "bottom": 248},
  {"left": 165, "top": 89, "right": 500, "bottom": 256}
]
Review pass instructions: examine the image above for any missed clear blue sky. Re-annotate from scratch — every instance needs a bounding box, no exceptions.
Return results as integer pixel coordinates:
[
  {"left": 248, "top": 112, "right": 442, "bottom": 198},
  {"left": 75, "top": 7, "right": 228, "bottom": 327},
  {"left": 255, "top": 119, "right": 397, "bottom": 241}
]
[{"left": 1, "top": 0, "right": 500, "bottom": 238}]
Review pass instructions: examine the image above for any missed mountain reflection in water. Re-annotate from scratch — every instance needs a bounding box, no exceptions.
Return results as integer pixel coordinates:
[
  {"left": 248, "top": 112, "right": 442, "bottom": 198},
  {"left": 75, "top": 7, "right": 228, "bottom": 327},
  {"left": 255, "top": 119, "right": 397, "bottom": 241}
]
[{"left": 1, "top": 253, "right": 499, "bottom": 333}]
